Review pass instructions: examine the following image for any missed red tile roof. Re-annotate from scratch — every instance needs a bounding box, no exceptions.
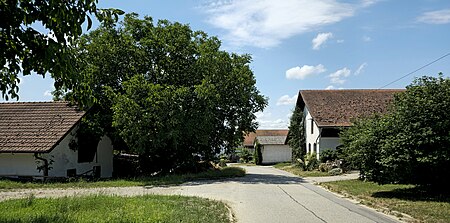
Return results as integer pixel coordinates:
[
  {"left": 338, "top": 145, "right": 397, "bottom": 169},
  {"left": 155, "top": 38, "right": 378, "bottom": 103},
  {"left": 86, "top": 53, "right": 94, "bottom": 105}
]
[
  {"left": 298, "top": 89, "right": 404, "bottom": 127},
  {"left": 0, "top": 102, "right": 85, "bottom": 153},
  {"left": 243, "top": 130, "right": 288, "bottom": 146}
]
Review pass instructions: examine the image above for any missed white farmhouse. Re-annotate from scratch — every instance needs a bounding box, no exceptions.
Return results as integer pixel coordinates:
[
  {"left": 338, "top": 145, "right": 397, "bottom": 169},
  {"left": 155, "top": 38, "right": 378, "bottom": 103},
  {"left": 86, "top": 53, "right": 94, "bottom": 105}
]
[
  {"left": 0, "top": 102, "right": 113, "bottom": 178},
  {"left": 296, "top": 89, "right": 404, "bottom": 159}
]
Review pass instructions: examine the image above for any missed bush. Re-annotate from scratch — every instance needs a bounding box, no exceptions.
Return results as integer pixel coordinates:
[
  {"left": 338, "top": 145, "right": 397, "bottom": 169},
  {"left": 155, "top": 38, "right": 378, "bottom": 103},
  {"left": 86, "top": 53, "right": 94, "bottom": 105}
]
[
  {"left": 304, "top": 153, "right": 319, "bottom": 171},
  {"left": 320, "top": 149, "right": 338, "bottom": 163},
  {"left": 340, "top": 75, "right": 450, "bottom": 188},
  {"left": 328, "top": 168, "right": 343, "bottom": 176},
  {"left": 294, "top": 158, "right": 305, "bottom": 171},
  {"left": 254, "top": 143, "right": 263, "bottom": 165},
  {"left": 319, "top": 163, "right": 331, "bottom": 172},
  {"left": 236, "top": 148, "right": 252, "bottom": 163}
]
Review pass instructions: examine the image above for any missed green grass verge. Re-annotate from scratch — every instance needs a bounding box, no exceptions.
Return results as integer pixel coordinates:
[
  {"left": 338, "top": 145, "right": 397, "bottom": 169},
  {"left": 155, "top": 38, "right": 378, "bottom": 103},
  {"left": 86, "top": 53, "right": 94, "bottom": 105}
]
[
  {"left": 273, "top": 164, "right": 331, "bottom": 177},
  {"left": 321, "top": 180, "right": 450, "bottom": 223},
  {"left": 0, "top": 167, "right": 245, "bottom": 190},
  {"left": 0, "top": 194, "right": 231, "bottom": 223}
]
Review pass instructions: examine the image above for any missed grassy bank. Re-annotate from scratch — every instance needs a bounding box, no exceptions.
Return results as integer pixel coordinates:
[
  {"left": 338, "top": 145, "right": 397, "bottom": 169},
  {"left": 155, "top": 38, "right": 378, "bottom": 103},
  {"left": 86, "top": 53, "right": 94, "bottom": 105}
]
[
  {"left": 0, "top": 167, "right": 245, "bottom": 190},
  {"left": 273, "top": 163, "right": 331, "bottom": 177},
  {"left": 0, "top": 194, "right": 231, "bottom": 223},
  {"left": 322, "top": 180, "right": 450, "bottom": 223}
]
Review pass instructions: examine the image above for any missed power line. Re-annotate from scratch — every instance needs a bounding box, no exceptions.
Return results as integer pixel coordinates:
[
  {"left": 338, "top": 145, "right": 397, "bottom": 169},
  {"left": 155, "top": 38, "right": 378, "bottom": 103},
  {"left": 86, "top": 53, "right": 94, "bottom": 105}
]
[{"left": 379, "top": 52, "right": 450, "bottom": 89}]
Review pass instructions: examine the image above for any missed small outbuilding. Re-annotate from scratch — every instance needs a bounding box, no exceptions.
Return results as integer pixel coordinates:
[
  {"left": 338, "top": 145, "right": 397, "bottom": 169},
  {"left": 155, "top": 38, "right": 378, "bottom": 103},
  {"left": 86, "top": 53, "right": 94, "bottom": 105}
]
[
  {"left": 0, "top": 102, "right": 113, "bottom": 179},
  {"left": 243, "top": 130, "right": 292, "bottom": 164}
]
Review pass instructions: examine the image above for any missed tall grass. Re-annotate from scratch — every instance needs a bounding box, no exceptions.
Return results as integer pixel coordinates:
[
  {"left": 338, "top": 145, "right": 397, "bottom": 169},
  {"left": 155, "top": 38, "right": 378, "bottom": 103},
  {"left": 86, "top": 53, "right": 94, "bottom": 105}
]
[{"left": 0, "top": 194, "right": 232, "bottom": 223}]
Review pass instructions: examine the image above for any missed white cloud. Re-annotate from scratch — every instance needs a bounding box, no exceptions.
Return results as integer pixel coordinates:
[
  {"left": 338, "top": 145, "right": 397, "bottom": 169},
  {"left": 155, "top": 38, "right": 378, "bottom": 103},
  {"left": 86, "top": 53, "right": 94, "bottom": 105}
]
[
  {"left": 355, "top": 62, "right": 367, "bottom": 75},
  {"left": 312, "top": 32, "right": 333, "bottom": 50},
  {"left": 286, "top": 64, "right": 326, "bottom": 80},
  {"left": 363, "top": 36, "right": 371, "bottom": 42},
  {"left": 43, "top": 90, "right": 52, "bottom": 97},
  {"left": 257, "top": 118, "right": 289, "bottom": 129},
  {"left": 276, "top": 94, "right": 298, "bottom": 106},
  {"left": 329, "top": 67, "right": 351, "bottom": 84},
  {"left": 325, "top": 85, "right": 335, "bottom": 90},
  {"left": 336, "top": 39, "right": 344, "bottom": 43},
  {"left": 417, "top": 9, "right": 450, "bottom": 24},
  {"left": 202, "top": 0, "right": 376, "bottom": 48}
]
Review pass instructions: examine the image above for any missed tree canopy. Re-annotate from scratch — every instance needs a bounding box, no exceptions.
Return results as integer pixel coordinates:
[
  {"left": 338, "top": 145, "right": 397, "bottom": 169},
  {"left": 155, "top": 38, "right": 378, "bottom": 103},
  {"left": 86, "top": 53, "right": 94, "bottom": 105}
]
[
  {"left": 66, "top": 14, "right": 267, "bottom": 173},
  {"left": 340, "top": 74, "right": 450, "bottom": 188},
  {"left": 0, "top": 0, "right": 123, "bottom": 100}
]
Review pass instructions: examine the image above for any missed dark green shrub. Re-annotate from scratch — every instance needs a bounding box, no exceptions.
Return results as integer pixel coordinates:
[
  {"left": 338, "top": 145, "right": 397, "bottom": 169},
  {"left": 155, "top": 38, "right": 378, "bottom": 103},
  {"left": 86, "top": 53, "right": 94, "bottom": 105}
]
[
  {"left": 320, "top": 149, "right": 338, "bottom": 163},
  {"left": 254, "top": 142, "right": 263, "bottom": 165},
  {"left": 328, "top": 168, "right": 343, "bottom": 176},
  {"left": 236, "top": 148, "right": 252, "bottom": 163},
  {"left": 304, "top": 153, "right": 318, "bottom": 171}
]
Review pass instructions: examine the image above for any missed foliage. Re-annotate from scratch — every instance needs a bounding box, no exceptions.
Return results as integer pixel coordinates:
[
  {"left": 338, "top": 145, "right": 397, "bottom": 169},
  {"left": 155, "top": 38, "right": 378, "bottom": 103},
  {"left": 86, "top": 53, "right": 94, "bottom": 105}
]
[
  {"left": 254, "top": 142, "right": 263, "bottom": 165},
  {"left": 0, "top": 167, "right": 245, "bottom": 190},
  {"left": 236, "top": 148, "right": 253, "bottom": 163},
  {"left": 340, "top": 75, "right": 450, "bottom": 188},
  {"left": 327, "top": 168, "right": 342, "bottom": 176},
  {"left": 59, "top": 13, "right": 266, "bottom": 174},
  {"left": 322, "top": 180, "right": 450, "bottom": 223},
  {"left": 318, "top": 163, "right": 330, "bottom": 172},
  {"left": 0, "top": 0, "right": 124, "bottom": 100},
  {"left": 319, "top": 149, "right": 338, "bottom": 163},
  {"left": 275, "top": 165, "right": 331, "bottom": 177},
  {"left": 304, "top": 153, "right": 319, "bottom": 171},
  {"left": 0, "top": 195, "right": 232, "bottom": 223},
  {"left": 287, "top": 104, "right": 306, "bottom": 161}
]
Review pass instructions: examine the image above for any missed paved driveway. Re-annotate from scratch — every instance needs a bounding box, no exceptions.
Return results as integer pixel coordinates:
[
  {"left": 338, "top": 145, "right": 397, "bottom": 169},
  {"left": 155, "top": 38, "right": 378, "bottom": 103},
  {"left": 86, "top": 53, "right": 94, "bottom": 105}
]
[{"left": 0, "top": 166, "right": 400, "bottom": 223}]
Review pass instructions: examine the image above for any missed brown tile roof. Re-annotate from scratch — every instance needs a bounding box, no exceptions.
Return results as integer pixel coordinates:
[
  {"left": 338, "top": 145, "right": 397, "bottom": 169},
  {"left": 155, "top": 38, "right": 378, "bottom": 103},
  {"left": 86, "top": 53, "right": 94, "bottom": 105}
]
[
  {"left": 243, "top": 130, "right": 288, "bottom": 146},
  {"left": 0, "top": 102, "right": 85, "bottom": 153},
  {"left": 298, "top": 89, "right": 404, "bottom": 127}
]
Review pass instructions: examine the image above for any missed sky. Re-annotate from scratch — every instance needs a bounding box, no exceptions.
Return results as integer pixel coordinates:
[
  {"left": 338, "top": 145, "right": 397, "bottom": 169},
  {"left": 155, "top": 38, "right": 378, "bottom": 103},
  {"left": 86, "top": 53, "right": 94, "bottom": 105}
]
[{"left": 4, "top": 0, "right": 450, "bottom": 129}]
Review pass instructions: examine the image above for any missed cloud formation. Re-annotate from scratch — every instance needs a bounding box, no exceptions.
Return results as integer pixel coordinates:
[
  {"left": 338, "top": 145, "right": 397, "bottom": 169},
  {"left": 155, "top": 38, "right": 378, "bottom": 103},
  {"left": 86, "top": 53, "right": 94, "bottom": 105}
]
[
  {"left": 329, "top": 67, "right": 351, "bottom": 84},
  {"left": 202, "top": 0, "right": 375, "bottom": 48},
  {"left": 286, "top": 64, "right": 326, "bottom": 80},
  {"left": 277, "top": 94, "right": 298, "bottom": 106},
  {"left": 355, "top": 62, "right": 367, "bottom": 75},
  {"left": 417, "top": 9, "right": 450, "bottom": 24},
  {"left": 312, "top": 32, "right": 333, "bottom": 50}
]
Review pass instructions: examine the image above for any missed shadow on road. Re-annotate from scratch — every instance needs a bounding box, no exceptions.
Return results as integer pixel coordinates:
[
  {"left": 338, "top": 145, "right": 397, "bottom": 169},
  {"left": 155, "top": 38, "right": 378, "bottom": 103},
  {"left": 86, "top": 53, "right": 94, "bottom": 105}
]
[{"left": 174, "top": 172, "right": 306, "bottom": 187}]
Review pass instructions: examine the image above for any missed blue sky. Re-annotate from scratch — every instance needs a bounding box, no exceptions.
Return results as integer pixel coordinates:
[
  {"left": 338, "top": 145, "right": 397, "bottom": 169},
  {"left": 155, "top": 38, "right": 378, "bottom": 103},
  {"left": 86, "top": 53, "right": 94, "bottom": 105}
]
[{"left": 5, "top": 0, "right": 450, "bottom": 129}]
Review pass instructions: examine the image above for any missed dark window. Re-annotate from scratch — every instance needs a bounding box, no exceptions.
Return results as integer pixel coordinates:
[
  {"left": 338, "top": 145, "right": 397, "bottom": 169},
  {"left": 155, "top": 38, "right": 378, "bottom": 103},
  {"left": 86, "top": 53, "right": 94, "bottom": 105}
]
[
  {"left": 313, "top": 143, "right": 317, "bottom": 153},
  {"left": 308, "top": 143, "right": 311, "bottom": 153},
  {"left": 321, "top": 128, "right": 340, "bottom": 137},
  {"left": 78, "top": 141, "right": 98, "bottom": 163},
  {"left": 311, "top": 119, "right": 314, "bottom": 134}
]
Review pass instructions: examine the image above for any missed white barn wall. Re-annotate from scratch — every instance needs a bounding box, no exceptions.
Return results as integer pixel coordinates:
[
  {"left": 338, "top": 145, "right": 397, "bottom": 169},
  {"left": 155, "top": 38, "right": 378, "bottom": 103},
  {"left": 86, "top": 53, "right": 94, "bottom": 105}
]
[
  {"left": 0, "top": 153, "right": 40, "bottom": 176},
  {"left": 262, "top": 145, "right": 292, "bottom": 164},
  {"left": 304, "top": 107, "right": 320, "bottom": 159},
  {"left": 0, "top": 126, "right": 113, "bottom": 178}
]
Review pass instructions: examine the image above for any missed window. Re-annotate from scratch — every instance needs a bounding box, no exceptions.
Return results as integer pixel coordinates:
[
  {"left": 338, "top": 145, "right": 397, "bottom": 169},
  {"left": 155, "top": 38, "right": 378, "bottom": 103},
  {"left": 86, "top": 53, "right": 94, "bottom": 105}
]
[
  {"left": 308, "top": 143, "right": 311, "bottom": 154},
  {"left": 311, "top": 119, "right": 314, "bottom": 134},
  {"left": 313, "top": 143, "right": 317, "bottom": 154}
]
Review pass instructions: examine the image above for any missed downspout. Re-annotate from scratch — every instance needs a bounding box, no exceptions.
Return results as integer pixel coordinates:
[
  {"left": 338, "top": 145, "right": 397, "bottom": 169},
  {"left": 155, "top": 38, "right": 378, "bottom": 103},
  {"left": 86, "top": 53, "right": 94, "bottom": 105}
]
[
  {"left": 315, "top": 127, "right": 322, "bottom": 160},
  {"left": 34, "top": 153, "right": 49, "bottom": 177}
]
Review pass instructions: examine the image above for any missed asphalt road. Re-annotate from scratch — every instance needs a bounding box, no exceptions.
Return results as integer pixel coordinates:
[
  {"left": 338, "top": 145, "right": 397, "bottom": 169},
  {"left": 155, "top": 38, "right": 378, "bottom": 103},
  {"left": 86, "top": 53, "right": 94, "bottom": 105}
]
[
  {"left": 171, "top": 165, "right": 400, "bottom": 223},
  {"left": 0, "top": 166, "right": 401, "bottom": 223}
]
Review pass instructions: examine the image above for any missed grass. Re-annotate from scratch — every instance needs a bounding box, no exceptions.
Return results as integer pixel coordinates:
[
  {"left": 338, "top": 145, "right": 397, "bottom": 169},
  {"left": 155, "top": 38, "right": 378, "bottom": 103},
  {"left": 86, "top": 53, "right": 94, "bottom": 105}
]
[
  {"left": 0, "top": 194, "right": 232, "bottom": 223},
  {"left": 321, "top": 180, "right": 450, "bottom": 223},
  {"left": 0, "top": 167, "right": 245, "bottom": 190},
  {"left": 273, "top": 163, "right": 331, "bottom": 177}
]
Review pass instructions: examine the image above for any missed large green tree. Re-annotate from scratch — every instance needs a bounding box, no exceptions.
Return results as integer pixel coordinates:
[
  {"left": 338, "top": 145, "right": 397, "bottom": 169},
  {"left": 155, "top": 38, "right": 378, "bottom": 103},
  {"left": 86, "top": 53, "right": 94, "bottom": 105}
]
[
  {"left": 340, "top": 74, "right": 450, "bottom": 188},
  {"left": 0, "top": 0, "right": 123, "bottom": 100},
  {"left": 287, "top": 104, "right": 306, "bottom": 161},
  {"left": 67, "top": 14, "right": 267, "bottom": 173}
]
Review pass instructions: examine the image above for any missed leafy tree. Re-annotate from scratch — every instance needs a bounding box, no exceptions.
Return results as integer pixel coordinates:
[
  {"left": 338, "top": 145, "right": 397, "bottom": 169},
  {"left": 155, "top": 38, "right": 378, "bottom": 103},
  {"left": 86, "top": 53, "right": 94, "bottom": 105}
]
[
  {"left": 0, "top": 0, "right": 123, "bottom": 100},
  {"left": 340, "top": 74, "right": 450, "bottom": 188},
  {"left": 287, "top": 104, "right": 306, "bottom": 161},
  {"left": 254, "top": 142, "right": 263, "bottom": 165},
  {"left": 69, "top": 14, "right": 267, "bottom": 173}
]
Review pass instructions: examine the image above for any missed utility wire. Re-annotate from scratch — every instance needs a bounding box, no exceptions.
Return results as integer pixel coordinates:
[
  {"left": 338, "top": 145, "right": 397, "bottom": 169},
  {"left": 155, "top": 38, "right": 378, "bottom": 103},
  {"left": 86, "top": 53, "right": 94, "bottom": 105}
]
[{"left": 379, "top": 52, "right": 450, "bottom": 89}]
